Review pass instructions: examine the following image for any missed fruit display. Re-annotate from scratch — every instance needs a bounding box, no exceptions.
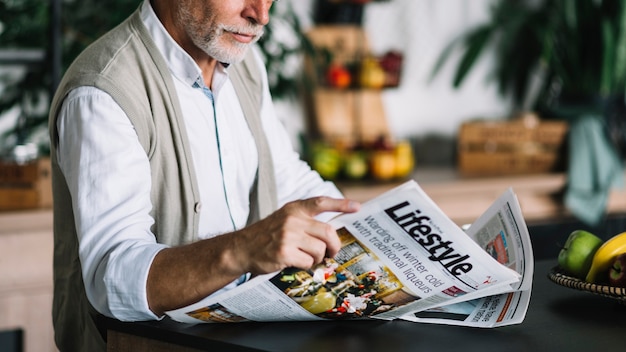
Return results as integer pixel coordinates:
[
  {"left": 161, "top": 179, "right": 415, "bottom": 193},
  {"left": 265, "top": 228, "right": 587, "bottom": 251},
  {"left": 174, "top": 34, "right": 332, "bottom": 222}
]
[
  {"left": 556, "top": 230, "right": 626, "bottom": 287},
  {"left": 308, "top": 138, "right": 414, "bottom": 182},
  {"left": 320, "top": 51, "right": 403, "bottom": 89}
]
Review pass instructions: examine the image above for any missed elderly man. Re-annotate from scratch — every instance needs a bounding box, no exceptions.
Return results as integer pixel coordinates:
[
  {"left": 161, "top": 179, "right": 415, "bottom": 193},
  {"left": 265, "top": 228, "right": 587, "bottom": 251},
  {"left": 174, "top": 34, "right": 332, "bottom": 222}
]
[{"left": 49, "top": 0, "right": 359, "bottom": 350}]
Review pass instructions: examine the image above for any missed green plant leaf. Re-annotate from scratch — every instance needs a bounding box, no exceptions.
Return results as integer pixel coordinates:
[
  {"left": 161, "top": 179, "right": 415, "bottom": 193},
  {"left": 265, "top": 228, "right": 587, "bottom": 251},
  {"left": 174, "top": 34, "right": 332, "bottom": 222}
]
[
  {"left": 452, "top": 26, "right": 493, "bottom": 88},
  {"left": 432, "top": 0, "right": 626, "bottom": 109},
  {"left": 612, "top": 1, "right": 626, "bottom": 94},
  {"left": 0, "top": 0, "right": 138, "bottom": 155},
  {"left": 601, "top": 18, "right": 615, "bottom": 96},
  {"left": 563, "top": 1, "right": 578, "bottom": 31},
  {"left": 429, "top": 34, "right": 465, "bottom": 84}
]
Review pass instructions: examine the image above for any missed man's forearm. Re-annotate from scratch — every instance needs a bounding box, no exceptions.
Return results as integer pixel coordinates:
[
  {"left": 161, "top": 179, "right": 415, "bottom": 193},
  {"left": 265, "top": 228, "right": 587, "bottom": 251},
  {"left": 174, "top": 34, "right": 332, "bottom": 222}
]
[
  {"left": 146, "top": 234, "right": 244, "bottom": 316},
  {"left": 145, "top": 197, "right": 360, "bottom": 316}
]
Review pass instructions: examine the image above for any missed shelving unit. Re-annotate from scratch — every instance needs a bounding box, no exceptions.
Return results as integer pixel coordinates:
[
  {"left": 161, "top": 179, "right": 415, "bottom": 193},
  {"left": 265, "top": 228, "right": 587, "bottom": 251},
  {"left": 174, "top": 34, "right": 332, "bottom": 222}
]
[
  {"left": 304, "top": 0, "right": 403, "bottom": 148},
  {"left": 304, "top": 25, "right": 392, "bottom": 147},
  {"left": 302, "top": 1, "right": 411, "bottom": 182}
]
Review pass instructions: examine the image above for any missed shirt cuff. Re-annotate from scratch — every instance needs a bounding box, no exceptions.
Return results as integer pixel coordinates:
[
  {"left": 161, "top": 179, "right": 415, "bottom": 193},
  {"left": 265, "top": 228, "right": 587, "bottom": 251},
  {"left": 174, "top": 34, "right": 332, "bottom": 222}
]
[{"left": 104, "top": 242, "right": 169, "bottom": 321}]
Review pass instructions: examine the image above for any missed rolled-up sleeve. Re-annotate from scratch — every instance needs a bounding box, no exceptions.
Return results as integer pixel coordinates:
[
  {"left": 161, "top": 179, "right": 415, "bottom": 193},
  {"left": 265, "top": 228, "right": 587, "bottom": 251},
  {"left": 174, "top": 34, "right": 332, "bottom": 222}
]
[{"left": 57, "top": 86, "right": 166, "bottom": 321}]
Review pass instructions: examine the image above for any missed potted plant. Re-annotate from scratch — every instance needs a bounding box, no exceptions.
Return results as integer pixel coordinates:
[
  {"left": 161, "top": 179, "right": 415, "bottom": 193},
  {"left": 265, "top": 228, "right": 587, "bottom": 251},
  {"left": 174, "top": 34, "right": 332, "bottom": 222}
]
[
  {"left": 433, "top": 0, "right": 626, "bottom": 226},
  {"left": 432, "top": 0, "right": 626, "bottom": 155},
  {"left": 257, "top": 1, "right": 310, "bottom": 101},
  {"left": 0, "top": 0, "right": 51, "bottom": 158}
]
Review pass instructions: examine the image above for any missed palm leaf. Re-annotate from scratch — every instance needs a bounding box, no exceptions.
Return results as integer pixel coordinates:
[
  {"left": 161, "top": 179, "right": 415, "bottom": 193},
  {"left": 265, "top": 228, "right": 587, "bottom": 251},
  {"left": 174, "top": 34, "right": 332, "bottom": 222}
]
[
  {"left": 432, "top": 0, "right": 626, "bottom": 109},
  {"left": 612, "top": 1, "right": 626, "bottom": 93},
  {"left": 429, "top": 33, "right": 466, "bottom": 83},
  {"left": 452, "top": 26, "right": 493, "bottom": 88},
  {"left": 601, "top": 18, "right": 616, "bottom": 96}
]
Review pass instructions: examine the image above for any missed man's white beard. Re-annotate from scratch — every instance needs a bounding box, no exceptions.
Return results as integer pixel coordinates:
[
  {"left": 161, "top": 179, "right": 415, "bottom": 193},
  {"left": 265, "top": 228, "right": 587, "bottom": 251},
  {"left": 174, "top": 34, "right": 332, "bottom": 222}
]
[
  {"left": 198, "top": 25, "right": 264, "bottom": 64},
  {"left": 176, "top": 5, "right": 263, "bottom": 64},
  {"left": 204, "top": 36, "right": 251, "bottom": 64}
]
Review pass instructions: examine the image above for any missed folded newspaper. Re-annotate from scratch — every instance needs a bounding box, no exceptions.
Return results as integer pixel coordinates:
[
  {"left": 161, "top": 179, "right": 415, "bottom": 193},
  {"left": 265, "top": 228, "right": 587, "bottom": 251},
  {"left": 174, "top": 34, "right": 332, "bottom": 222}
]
[{"left": 167, "top": 180, "right": 534, "bottom": 328}]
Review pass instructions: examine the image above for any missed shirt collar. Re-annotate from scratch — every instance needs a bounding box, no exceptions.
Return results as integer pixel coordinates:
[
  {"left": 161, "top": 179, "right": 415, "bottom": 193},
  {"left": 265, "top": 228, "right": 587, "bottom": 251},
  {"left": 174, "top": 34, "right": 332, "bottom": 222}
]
[{"left": 139, "top": 1, "right": 229, "bottom": 92}]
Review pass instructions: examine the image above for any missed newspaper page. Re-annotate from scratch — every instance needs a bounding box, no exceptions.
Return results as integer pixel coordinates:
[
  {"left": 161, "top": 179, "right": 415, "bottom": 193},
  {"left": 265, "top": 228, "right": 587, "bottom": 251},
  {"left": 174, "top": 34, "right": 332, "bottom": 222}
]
[
  {"left": 400, "top": 188, "right": 533, "bottom": 327},
  {"left": 166, "top": 181, "right": 523, "bottom": 326}
]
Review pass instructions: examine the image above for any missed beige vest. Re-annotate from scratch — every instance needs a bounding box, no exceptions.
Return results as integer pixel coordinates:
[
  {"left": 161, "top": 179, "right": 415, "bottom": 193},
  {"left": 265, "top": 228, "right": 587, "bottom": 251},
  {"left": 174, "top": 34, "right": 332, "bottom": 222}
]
[{"left": 48, "top": 10, "right": 277, "bottom": 351}]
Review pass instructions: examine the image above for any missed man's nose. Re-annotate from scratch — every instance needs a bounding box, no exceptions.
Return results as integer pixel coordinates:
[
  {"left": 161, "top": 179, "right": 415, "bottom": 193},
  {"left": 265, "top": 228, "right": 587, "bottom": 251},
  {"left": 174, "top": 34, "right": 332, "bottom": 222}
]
[{"left": 243, "top": 0, "right": 274, "bottom": 26}]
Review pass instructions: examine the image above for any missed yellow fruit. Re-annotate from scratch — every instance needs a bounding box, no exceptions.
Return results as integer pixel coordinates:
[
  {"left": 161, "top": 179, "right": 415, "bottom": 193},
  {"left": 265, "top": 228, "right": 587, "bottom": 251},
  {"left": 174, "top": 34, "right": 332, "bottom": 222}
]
[
  {"left": 359, "top": 58, "right": 386, "bottom": 89},
  {"left": 299, "top": 291, "right": 337, "bottom": 314},
  {"left": 393, "top": 141, "right": 414, "bottom": 178},
  {"left": 586, "top": 231, "right": 626, "bottom": 283},
  {"left": 370, "top": 150, "right": 396, "bottom": 180}
]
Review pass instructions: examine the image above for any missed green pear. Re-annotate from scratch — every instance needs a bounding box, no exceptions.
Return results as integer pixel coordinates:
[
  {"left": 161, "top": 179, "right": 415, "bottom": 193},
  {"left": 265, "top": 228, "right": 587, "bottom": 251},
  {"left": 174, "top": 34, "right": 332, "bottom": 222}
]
[
  {"left": 343, "top": 151, "right": 368, "bottom": 180},
  {"left": 558, "top": 230, "right": 604, "bottom": 280}
]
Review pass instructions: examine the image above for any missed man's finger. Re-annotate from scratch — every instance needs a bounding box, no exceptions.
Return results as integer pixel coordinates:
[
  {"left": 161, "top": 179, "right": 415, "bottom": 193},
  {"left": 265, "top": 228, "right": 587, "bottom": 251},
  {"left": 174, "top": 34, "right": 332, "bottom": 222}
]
[
  {"left": 299, "top": 197, "right": 360, "bottom": 217},
  {"left": 301, "top": 221, "right": 342, "bottom": 259}
]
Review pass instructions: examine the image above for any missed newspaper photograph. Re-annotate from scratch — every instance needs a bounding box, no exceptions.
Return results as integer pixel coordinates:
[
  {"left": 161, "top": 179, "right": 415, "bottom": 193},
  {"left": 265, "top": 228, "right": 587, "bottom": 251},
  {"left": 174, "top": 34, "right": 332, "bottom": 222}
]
[{"left": 166, "top": 181, "right": 530, "bottom": 327}]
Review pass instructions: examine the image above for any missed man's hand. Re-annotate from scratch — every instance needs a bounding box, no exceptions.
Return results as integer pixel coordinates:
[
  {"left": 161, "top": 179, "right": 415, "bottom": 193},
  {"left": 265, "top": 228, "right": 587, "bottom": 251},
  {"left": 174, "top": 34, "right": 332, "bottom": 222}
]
[
  {"left": 232, "top": 197, "right": 360, "bottom": 275},
  {"left": 147, "top": 196, "right": 359, "bottom": 315}
]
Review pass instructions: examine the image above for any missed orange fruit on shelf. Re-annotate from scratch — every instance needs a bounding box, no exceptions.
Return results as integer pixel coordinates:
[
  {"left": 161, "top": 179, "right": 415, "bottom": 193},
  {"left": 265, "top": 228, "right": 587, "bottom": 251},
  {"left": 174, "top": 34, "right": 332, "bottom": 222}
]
[{"left": 370, "top": 150, "right": 396, "bottom": 180}]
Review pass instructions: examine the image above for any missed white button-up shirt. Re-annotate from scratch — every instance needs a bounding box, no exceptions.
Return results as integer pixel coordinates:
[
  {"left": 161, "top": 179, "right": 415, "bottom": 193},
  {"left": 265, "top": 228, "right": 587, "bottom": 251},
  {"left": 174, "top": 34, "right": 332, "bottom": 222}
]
[{"left": 56, "top": 1, "right": 342, "bottom": 321}]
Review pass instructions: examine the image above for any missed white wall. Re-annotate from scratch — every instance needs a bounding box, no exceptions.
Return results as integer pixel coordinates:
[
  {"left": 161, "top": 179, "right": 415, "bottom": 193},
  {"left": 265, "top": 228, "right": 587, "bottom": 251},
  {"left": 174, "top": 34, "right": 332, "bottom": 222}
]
[{"left": 290, "top": 0, "right": 512, "bottom": 139}]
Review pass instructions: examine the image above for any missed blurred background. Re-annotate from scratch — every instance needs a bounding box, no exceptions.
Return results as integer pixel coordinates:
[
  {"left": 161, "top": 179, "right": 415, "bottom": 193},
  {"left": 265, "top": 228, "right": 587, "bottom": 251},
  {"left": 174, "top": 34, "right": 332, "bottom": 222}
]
[
  {"left": 2, "top": 1, "right": 626, "bottom": 351},
  {"left": 0, "top": 0, "right": 514, "bottom": 172}
]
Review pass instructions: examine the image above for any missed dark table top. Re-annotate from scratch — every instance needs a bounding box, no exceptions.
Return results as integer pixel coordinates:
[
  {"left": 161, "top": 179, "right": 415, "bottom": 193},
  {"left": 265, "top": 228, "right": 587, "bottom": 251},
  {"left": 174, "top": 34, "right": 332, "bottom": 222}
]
[{"left": 104, "top": 259, "right": 626, "bottom": 352}]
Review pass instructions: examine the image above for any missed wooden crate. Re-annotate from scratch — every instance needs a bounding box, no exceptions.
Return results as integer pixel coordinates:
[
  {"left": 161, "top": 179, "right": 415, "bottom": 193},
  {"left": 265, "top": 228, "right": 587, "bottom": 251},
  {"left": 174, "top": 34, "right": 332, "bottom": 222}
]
[
  {"left": 457, "top": 115, "right": 568, "bottom": 176},
  {"left": 0, "top": 158, "right": 52, "bottom": 211}
]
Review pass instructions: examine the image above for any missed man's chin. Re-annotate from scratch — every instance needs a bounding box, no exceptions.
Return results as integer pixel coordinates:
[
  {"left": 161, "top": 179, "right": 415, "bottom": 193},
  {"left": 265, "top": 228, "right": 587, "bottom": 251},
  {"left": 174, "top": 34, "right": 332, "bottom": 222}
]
[{"left": 207, "top": 44, "right": 250, "bottom": 64}]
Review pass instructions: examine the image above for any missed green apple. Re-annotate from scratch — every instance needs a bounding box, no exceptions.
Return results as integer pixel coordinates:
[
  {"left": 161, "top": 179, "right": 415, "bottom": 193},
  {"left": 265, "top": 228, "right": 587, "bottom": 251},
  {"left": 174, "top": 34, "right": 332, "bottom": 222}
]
[
  {"left": 311, "top": 144, "right": 342, "bottom": 180},
  {"left": 343, "top": 151, "right": 368, "bottom": 180},
  {"left": 558, "top": 230, "right": 604, "bottom": 279}
]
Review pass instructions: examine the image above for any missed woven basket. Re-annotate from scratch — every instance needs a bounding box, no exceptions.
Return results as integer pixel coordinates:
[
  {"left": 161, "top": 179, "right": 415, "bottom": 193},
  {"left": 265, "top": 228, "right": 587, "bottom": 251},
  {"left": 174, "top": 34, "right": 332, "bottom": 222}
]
[{"left": 548, "top": 267, "right": 626, "bottom": 304}]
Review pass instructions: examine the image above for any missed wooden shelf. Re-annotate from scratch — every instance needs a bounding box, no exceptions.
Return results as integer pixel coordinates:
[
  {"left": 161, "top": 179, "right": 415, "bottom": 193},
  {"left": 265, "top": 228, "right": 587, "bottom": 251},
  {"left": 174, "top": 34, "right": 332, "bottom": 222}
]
[
  {"left": 338, "top": 168, "right": 626, "bottom": 226},
  {"left": 304, "top": 25, "right": 391, "bottom": 146},
  {"left": 0, "top": 49, "right": 45, "bottom": 65}
]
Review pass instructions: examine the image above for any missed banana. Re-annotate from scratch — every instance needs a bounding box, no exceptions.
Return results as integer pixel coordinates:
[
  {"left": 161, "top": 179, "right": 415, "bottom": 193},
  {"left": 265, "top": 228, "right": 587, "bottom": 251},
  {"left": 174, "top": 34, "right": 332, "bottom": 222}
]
[{"left": 585, "top": 231, "right": 626, "bottom": 283}]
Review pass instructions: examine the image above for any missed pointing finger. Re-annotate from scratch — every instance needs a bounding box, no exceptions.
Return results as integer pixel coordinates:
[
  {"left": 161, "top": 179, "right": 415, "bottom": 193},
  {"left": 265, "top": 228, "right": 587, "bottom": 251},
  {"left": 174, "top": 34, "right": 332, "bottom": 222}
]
[{"left": 299, "top": 197, "right": 360, "bottom": 217}]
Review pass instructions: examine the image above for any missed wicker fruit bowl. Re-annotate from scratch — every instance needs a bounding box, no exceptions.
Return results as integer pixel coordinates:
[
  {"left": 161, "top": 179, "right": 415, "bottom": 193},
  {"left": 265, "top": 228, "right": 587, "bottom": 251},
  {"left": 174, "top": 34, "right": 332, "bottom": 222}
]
[{"left": 548, "top": 266, "right": 626, "bottom": 305}]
